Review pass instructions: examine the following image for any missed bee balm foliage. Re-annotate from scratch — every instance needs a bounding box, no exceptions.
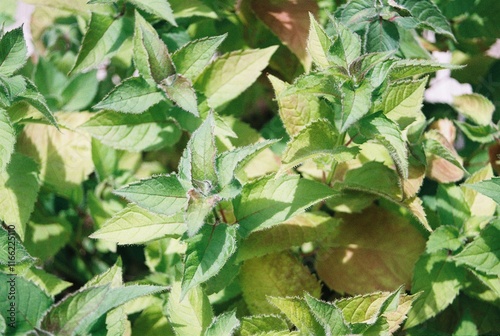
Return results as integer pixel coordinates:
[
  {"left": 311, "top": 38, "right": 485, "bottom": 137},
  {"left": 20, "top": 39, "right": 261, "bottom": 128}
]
[{"left": 1, "top": 0, "right": 499, "bottom": 335}]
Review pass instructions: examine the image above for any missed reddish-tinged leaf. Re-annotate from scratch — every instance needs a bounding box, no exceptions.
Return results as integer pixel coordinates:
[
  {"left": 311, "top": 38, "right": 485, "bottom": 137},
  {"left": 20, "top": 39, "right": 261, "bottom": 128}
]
[{"left": 251, "top": 0, "right": 318, "bottom": 69}]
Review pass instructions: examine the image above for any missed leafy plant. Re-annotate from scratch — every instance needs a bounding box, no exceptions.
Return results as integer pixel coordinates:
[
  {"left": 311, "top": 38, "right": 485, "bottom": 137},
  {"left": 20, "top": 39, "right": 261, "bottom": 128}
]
[{"left": 1, "top": 0, "right": 499, "bottom": 335}]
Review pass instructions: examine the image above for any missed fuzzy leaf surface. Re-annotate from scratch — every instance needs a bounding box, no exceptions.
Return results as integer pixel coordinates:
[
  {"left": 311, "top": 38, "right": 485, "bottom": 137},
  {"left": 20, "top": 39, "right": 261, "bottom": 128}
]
[
  {"left": 91, "top": 204, "right": 185, "bottom": 244},
  {"left": 80, "top": 109, "right": 181, "bottom": 152},
  {"left": 307, "top": 13, "right": 331, "bottom": 69},
  {"left": 182, "top": 224, "right": 237, "bottom": 297},
  {"left": 238, "top": 212, "right": 339, "bottom": 262},
  {"left": 41, "top": 284, "right": 167, "bottom": 335},
  {"left": 268, "top": 296, "right": 325, "bottom": 336},
  {"left": 405, "top": 252, "right": 466, "bottom": 329},
  {"left": 114, "top": 174, "right": 188, "bottom": 216},
  {"left": 195, "top": 46, "right": 277, "bottom": 110},
  {"left": 133, "top": 12, "right": 175, "bottom": 83},
  {"left": 71, "top": 13, "right": 131, "bottom": 73},
  {"left": 166, "top": 282, "right": 213, "bottom": 336},
  {"left": 204, "top": 310, "right": 239, "bottom": 336},
  {"left": 0, "top": 27, "right": 28, "bottom": 76},
  {"left": 0, "top": 273, "right": 52, "bottom": 335},
  {"left": 240, "top": 252, "right": 321, "bottom": 314},
  {"left": 94, "top": 77, "right": 165, "bottom": 114},
  {"left": 304, "top": 294, "right": 352, "bottom": 335},
  {"left": 235, "top": 174, "right": 335, "bottom": 237},
  {"left": 281, "top": 119, "right": 358, "bottom": 171},
  {"left": 129, "top": 0, "right": 176, "bottom": 26},
  {"left": 453, "top": 220, "right": 500, "bottom": 277},
  {"left": 172, "top": 35, "right": 226, "bottom": 82},
  {"left": 328, "top": 20, "right": 361, "bottom": 69}
]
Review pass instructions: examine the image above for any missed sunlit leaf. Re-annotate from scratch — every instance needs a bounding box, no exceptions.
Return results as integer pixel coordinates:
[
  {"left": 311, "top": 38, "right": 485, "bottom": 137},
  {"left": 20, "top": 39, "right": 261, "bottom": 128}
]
[
  {"left": 316, "top": 205, "right": 425, "bottom": 295},
  {"left": 240, "top": 252, "right": 321, "bottom": 314}
]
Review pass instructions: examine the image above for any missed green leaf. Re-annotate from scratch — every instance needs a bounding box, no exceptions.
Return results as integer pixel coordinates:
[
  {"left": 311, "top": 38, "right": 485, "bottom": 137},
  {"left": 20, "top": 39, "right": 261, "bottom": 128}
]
[
  {"left": 115, "top": 174, "right": 188, "bottom": 216},
  {"left": 405, "top": 252, "right": 466, "bottom": 329},
  {"left": 181, "top": 113, "right": 218, "bottom": 186},
  {"left": 454, "top": 121, "right": 497, "bottom": 144},
  {"left": 436, "top": 184, "right": 470, "bottom": 228},
  {"left": 133, "top": 11, "right": 175, "bottom": 83},
  {"left": 235, "top": 174, "right": 335, "bottom": 237},
  {"left": 41, "top": 284, "right": 167, "bottom": 335},
  {"left": 336, "top": 161, "right": 402, "bottom": 201},
  {"left": 60, "top": 71, "right": 99, "bottom": 111},
  {"left": 391, "top": 0, "right": 454, "bottom": 39},
  {"left": 426, "top": 225, "right": 464, "bottom": 254},
  {"left": 80, "top": 109, "right": 181, "bottom": 152},
  {"left": 335, "top": 289, "right": 419, "bottom": 334},
  {"left": 382, "top": 77, "right": 427, "bottom": 129},
  {"left": 71, "top": 13, "right": 132, "bottom": 73},
  {"left": 464, "top": 177, "right": 500, "bottom": 204},
  {"left": 132, "top": 305, "right": 174, "bottom": 336},
  {"left": 129, "top": 0, "right": 177, "bottom": 26},
  {"left": 0, "top": 27, "right": 28, "bottom": 76},
  {"left": 23, "top": 267, "right": 72, "bottom": 297},
  {"left": 182, "top": 224, "right": 237, "bottom": 296},
  {"left": 389, "top": 59, "right": 462, "bottom": 81},
  {"left": 17, "top": 113, "right": 93, "bottom": 200},
  {"left": 91, "top": 138, "right": 118, "bottom": 181},
  {"left": 328, "top": 19, "right": 362, "bottom": 69},
  {"left": 281, "top": 119, "right": 359, "bottom": 171},
  {"left": 0, "top": 226, "right": 34, "bottom": 266},
  {"left": 195, "top": 46, "right": 278, "bottom": 110},
  {"left": 0, "top": 273, "right": 52, "bottom": 335},
  {"left": 14, "top": 79, "right": 58, "bottom": 128},
  {"left": 0, "top": 153, "right": 40, "bottom": 241},
  {"left": 424, "top": 131, "right": 467, "bottom": 173},
  {"left": 94, "top": 77, "right": 165, "bottom": 114},
  {"left": 237, "top": 212, "right": 339, "bottom": 262},
  {"left": 268, "top": 296, "right": 326, "bottom": 336},
  {"left": 240, "top": 252, "right": 321, "bottom": 314},
  {"left": 452, "top": 93, "right": 495, "bottom": 126},
  {"left": 85, "top": 258, "right": 123, "bottom": 288},
  {"left": 337, "top": 81, "right": 373, "bottom": 132},
  {"left": 160, "top": 75, "right": 198, "bottom": 116},
  {"left": 240, "top": 315, "right": 289, "bottom": 336},
  {"left": 172, "top": 35, "right": 226, "bottom": 82},
  {"left": 0, "top": 108, "right": 15, "bottom": 172},
  {"left": 24, "top": 215, "right": 71, "bottom": 261},
  {"left": 364, "top": 19, "right": 399, "bottom": 52},
  {"left": 204, "top": 310, "right": 240, "bottom": 336},
  {"left": 453, "top": 220, "right": 500, "bottom": 277},
  {"left": 356, "top": 114, "right": 408, "bottom": 179},
  {"left": 216, "top": 139, "right": 277, "bottom": 197},
  {"left": 304, "top": 294, "right": 352, "bottom": 335},
  {"left": 91, "top": 204, "right": 185, "bottom": 244},
  {"left": 268, "top": 74, "right": 326, "bottom": 137},
  {"left": 166, "top": 282, "right": 214, "bottom": 336},
  {"left": 185, "top": 193, "right": 220, "bottom": 237},
  {"left": 307, "top": 13, "right": 332, "bottom": 69}
]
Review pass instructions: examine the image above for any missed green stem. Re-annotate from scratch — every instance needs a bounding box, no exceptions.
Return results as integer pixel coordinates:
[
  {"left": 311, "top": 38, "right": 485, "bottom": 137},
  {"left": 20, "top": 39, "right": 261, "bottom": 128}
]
[{"left": 326, "top": 132, "right": 346, "bottom": 186}]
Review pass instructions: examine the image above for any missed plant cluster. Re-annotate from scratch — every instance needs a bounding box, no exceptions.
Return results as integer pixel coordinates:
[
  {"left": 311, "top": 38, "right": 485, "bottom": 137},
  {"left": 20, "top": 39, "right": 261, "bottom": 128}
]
[{"left": 0, "top": 0, "right": 499, "bottom": 335}]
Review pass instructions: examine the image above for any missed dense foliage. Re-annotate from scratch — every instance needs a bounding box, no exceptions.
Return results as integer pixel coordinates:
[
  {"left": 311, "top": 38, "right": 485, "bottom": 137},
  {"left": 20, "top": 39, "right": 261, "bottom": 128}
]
[{"left": 1, "top": 0, "right": 500, "bottom": 334}]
